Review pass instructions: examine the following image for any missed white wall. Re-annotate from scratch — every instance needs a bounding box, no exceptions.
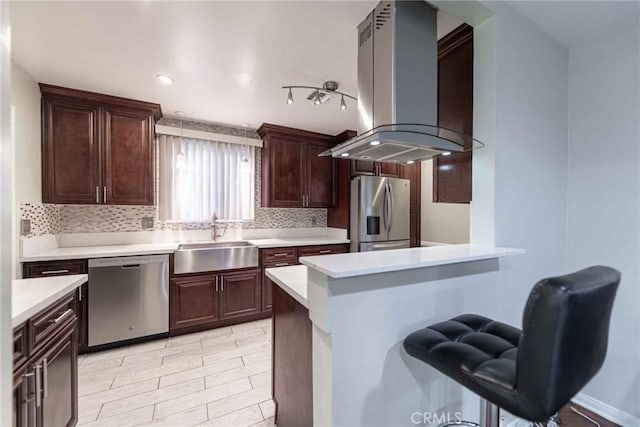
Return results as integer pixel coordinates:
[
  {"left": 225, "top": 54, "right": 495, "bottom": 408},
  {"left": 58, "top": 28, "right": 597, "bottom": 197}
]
[
  {"left": 437, "top": 0, "right": 570, "bottom": 326},
  {"left": 10, "top": 60, "right": 41, "bottom": 278},
  {"left": 566, "top": 18, "right": 640, "bottom": 420},
  {"left": 420, "top": 159, "right": 470, "bottom": 244},
  {"left": 0, "top": 2, "right": 14, "bottom": 422}
]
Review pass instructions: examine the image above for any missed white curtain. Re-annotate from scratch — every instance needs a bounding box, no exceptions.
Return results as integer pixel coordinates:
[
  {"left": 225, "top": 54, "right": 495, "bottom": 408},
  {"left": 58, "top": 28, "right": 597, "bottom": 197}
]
[{"left": 159, "top": 135, "right": 255, "bottom": 222}]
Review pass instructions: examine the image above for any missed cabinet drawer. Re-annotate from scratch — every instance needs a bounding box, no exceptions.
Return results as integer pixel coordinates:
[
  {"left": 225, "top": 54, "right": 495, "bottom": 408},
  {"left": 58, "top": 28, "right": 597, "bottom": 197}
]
[
  {"left": 23, "top": 260, "right": 87, "bottom": 278},
  {"left": 261, "top": 247, "right": 298, "bottom": 263},
  {"left": 13, "top": 323, "right": 27, "bottom": 370},
  {"left": 29, "top": 292, "right": 76, "bottom": 354},
  {"left": 298, "top": 244, "right": 348, "bottom": 257}
]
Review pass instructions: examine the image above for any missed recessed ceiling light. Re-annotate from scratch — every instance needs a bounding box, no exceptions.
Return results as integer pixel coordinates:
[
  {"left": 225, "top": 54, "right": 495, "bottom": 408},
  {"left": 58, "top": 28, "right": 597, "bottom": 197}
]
[
  {"left": 156, "top": 74, "right": 174, "bottom": 84},
  {"left": 341, "top": 153, "right": 350, "bottom": 157},
  {"left": 174, "top": 110, "right": 186, "bottom": 116},
  {"left": 442, "top": 151, "right": 451, "bottom": 156},
  {"left": 370, "top": 140, "right": 380, "bottom": 146},
  {"left": 406, "top": 160, "right": 415, "bottom": 164}
]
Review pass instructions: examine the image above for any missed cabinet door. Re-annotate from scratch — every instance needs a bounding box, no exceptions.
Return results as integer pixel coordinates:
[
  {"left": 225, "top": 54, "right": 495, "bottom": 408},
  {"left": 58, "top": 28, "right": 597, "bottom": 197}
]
[
  {"left": 219, "top": 270, "right": 261, "bottom": 319},
  {"left": 305, "top": 141, "right": 336, "bottom": 208},
  {"left": 170, "top": 275, "right": 219, "bottom": 331},
  {"left": 377, "top": 162, "right": 401, "bottom": 178},
  {"left": 103, "top": 107, "right": 155, "bottom": 205},
  {"left": 22, "top": 261, "right": 88, "bottom": 354},
  {"left": 37, "top": 324, "right": 78, "bottom": 427},
  {"left": 262, "top": 136, "right": 304, "bottom": 207},
  {"left": 350, "top": 159, "right": 376, "bottom": 177},
  {"left": 435, "top": 24, "right": 473, "bottom": 203},
  {"left": 262, "top": 260, "right": 298, "bottom": 312},
  {"left": 42, "top": 97, "right": 101, "bottom": 204}
]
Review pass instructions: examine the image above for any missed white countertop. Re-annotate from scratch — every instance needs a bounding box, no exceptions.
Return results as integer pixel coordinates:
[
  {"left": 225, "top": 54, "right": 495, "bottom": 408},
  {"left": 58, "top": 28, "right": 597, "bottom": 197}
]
[
  {"left": 13, "top": 274, "right": 87, "bottom": 328},
  {"left": 247, "top": 237, "right": 349, "bottom": 249},
  {"left": 299, "top": 244, "right": 525, "bottom": 278},
  {"left": 20, "top": 242, "right": 180, "bottom": 262},
  {"left": 265, "top": 265, "right": 308, "bottom": 308},
  {"left": 21, "top": 237, "right": 349, "bottom": 262}
]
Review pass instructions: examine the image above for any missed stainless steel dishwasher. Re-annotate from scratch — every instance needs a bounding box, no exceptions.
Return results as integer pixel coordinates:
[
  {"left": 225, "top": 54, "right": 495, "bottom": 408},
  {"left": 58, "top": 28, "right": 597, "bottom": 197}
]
[{"left": 88, "top": 254, "right": 169, "bottom": 347}]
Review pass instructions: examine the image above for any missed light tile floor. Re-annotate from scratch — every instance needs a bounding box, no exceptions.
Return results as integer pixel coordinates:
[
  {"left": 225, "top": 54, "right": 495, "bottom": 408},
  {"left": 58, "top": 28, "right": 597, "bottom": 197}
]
[{"left": 78, "top": 319, "right": 275, "bottom": 427}]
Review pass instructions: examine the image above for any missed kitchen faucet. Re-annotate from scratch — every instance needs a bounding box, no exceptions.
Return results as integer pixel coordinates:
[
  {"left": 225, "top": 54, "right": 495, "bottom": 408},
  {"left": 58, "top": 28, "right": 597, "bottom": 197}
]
[{"left": 211, "top": 213, "right": 226, "bottom": 241}]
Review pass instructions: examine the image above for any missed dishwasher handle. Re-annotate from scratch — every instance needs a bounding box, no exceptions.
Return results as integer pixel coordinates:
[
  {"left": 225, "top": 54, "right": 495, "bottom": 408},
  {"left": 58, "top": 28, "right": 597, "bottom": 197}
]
[
  {"left": 88, "top": 254, "right": 169, "bottom": 268},
  {"left": 121, "top": 264, "right": 141, "bottom": 269}
]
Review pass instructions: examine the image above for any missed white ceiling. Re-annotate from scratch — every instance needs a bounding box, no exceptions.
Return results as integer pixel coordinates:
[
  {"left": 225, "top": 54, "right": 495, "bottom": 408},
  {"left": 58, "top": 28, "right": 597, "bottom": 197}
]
[
  {"left": 10, "top": 1, "right": 462, "bottom": 135},
  {"left": 511, "top": 1, "right": 640, "bottom": 48}
]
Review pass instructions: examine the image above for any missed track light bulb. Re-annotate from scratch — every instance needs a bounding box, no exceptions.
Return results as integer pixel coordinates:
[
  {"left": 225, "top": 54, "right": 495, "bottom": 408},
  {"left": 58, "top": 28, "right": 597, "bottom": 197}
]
[
  {"left": 314, "top": 90, "right": 321, "bottom": 105},
  {"left": 286, "top": 88, "right": 294, "bottom": 105},
  {"left": 340, "top": 95, "right": 347, "bottom": 110}
]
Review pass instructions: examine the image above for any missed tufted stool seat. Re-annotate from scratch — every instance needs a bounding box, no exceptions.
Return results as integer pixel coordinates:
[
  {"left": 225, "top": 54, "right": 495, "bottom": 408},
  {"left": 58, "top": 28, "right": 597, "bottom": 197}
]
[{"left": 404, "top": 266, "right": 620, "bottom": 426}]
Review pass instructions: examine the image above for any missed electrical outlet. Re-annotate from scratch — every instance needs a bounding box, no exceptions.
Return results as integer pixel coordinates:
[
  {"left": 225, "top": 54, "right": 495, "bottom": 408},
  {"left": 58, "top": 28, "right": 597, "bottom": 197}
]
[
  {"left": 141, "top": 217, "right": 154, "bottom": 229},
  {"left": 20, "top": 219, "right": 31, "bottom": 236}
]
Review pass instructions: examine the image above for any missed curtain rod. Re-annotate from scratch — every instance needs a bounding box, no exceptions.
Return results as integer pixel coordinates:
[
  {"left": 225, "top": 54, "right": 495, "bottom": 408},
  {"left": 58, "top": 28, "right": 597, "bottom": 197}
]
[{"left": 155, "top": 124, "right": 263, "bottom": 148}]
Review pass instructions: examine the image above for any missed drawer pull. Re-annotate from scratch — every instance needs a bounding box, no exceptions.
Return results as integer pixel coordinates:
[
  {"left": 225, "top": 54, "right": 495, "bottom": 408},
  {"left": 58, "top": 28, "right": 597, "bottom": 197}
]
[
  {"left": 49, "top": 309, "right": 73, "bottom": 325},
  {"left": 273, "top": 253, "right": 289, "bottom": 257},
  {"left": 273, "top": 263, "right": 290, "bottom": 267},
  {"left": 41, "top": 269, "right": 70, "bottom": 275},
  {"left": 319, "top": 250, "right": 332, "bottom": 254},
  {"left": 42, "top": 358, "right": 48, "bottom": 398},
  {"left": 34, "top": 365, "right": 42, "bottom": 407}
]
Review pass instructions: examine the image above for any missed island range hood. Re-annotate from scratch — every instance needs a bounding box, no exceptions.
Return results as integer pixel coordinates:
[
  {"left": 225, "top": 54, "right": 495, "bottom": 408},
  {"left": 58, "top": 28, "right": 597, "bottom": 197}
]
[{"left": 321, "top": 1, "right": 482, "bottom": 163}]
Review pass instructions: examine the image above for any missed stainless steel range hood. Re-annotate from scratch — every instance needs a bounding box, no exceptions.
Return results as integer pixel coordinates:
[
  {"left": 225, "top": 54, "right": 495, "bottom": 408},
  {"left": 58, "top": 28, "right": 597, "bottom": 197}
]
[{"left": 321, "top": 1, "right": 482, "bottom": 163}]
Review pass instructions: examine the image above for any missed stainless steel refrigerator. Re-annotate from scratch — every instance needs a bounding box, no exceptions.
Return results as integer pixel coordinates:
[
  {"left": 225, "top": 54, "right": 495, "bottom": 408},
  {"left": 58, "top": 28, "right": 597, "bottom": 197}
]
[{"left": 350, "top": 176, "right": 410, "bottom": 252}]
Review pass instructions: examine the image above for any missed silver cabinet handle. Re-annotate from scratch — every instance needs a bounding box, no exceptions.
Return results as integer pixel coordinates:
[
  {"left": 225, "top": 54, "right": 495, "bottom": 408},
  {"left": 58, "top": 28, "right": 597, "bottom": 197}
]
[
  {"left": 23, "top": 371, "right": 35, "bottom": 427},
  {"left": 103, "top": 186, "right": 107, "bottom": 204},
  {"left": 79, "top": 287, "right": 82, "bottom": 302},
  {"left": 221, "top": 278, "right": 224, "bottom": 292},
  {"left": 96, "top": 186, "right": 99, "bottom": 203},
  {"left": 34, "top": 364, "right": 42, "bottom": 408},
  {"left": 42, "top": 358, "right": 48, "bottom": 399},
  {"left": 49, "top": 309, "right": 73, "bottom": 325},
  {"left": 273, "top": 253, "right": 289, "bottom": 257},
  {"left": 319, "top": 250, "right": 332, "bottom": 254},
  {"left": 41, "top": 269, "right": 69, "bottom": 275},
  {"left": 215, "top": 277, "right": 219, "bottom": 292},
  {"left": 273, "top": 263, "right": 290, "bottom": 267}
]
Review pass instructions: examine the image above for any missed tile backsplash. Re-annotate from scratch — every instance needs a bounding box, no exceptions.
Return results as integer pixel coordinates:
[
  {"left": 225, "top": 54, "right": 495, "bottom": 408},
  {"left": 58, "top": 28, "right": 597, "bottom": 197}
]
[{"left": 21, "top": 119, "right": 327, "bottom": 236}]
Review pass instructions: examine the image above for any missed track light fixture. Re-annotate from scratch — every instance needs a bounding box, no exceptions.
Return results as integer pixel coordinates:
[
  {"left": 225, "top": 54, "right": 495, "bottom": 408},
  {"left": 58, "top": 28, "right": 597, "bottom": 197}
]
[{"left": 282, "top": 80, "right": 356, "bottom": 111}]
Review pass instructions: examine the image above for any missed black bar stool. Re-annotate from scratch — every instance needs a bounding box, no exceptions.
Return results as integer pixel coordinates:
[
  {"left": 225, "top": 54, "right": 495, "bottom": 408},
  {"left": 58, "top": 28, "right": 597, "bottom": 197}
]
[{"left": 404, "top": 266, "right": 620, "bottom": 426}]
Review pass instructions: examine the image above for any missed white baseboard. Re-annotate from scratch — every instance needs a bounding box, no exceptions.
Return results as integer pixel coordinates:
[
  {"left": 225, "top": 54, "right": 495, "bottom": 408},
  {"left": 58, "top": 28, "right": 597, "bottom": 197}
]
[{"left": 572, "top": 392, "right": 639, "bottom": 427}]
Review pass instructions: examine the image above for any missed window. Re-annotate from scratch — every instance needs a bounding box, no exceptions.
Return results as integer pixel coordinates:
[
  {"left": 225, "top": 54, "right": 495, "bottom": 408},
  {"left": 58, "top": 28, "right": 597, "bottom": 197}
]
[{"left": 159, "top": 135, "right": 255, "bottom": 222}]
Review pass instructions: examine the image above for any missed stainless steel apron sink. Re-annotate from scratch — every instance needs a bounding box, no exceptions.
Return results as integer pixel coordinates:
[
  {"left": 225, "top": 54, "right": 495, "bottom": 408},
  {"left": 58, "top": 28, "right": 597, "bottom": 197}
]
[{"left": 173, "top": 241, "right": 259, "bottom": 274}]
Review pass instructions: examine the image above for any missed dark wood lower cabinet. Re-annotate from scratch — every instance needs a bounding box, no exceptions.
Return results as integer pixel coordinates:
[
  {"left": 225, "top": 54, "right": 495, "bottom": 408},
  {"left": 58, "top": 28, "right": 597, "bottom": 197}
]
[
  {"left": 219, "top": 270, "right": 261, "bottom": 320},
  {"left": 170, "top": 274, "right": 219, "bottom": 331},
  {"left": 13, "top": 291, "right": 79, "bottom": 427},
  {"left": 272, "top": 284, "right": 313, "bottom": 427},
  {"left": 170, "top": 269, "right": 265, "bottom": 336},
  {"left": 36, "top": 323, "right": 78, "bottom": 427},
  {"left": 22, "top": 259, "right": 89, "bottom": 354}
]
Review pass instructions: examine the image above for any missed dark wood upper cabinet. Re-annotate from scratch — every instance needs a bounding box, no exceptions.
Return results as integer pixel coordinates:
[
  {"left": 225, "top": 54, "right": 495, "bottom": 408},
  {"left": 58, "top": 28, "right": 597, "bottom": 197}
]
[
  {"left": 305, "top": 140, "right": 336, "bottom": 207},
  {"left": 350, "top": 160, "right": 376, "bottom": 176},
  {"left": 42, "top": 98, "right": 101, "bottom": 204},
  {"left": 258, "top": 123, "right": 336, "bottom": 208},
  {"left": 378, "top": 162, "right": 401, "bottom": 178},
  {"left": 40, "top": 84, "right": 161, "bottom": 205},
  {"left": 434, "top": 24, "right": 473, "bottom": 203},
  {"left": 103, "top": 107, "right": 155, "bottom": 205}
]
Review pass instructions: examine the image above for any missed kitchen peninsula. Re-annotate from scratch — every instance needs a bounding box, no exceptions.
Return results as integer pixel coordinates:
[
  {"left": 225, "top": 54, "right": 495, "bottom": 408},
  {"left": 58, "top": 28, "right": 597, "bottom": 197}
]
[{"left": 266, "top": 244, "right": 524, "bottom": 426}]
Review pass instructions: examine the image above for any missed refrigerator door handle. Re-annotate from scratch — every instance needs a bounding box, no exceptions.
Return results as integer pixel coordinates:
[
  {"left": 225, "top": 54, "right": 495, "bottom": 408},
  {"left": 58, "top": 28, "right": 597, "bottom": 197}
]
[
  {"left": 382, "top": 184, "right": 388, "bottom": 233},
  {"left": 386, "top": 183, "right": 393, "bottom": 233}
]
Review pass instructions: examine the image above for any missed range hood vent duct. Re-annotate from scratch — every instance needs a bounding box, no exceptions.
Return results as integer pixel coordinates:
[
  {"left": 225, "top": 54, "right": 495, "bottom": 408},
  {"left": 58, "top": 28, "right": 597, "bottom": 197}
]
[{"left": 321, "top": 1, "right": 483, "bottom": 163}]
